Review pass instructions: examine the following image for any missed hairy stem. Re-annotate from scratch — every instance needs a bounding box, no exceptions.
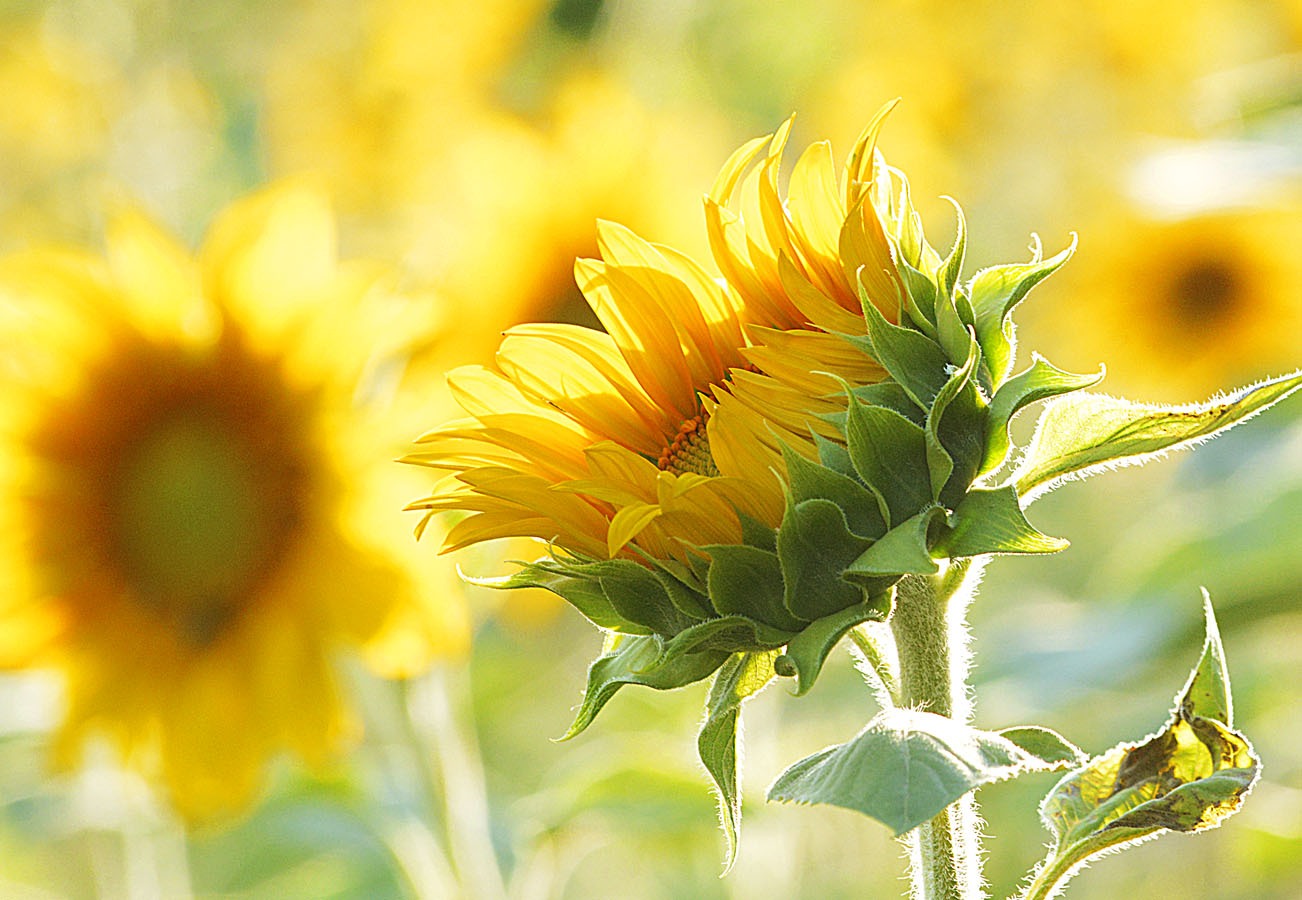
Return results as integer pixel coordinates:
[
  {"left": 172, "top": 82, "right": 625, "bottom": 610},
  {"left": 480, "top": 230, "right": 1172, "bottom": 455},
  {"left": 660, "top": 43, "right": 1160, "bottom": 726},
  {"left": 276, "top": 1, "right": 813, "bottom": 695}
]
[{"left": 890, "top": 559, "right": 986, "bottom": 900}]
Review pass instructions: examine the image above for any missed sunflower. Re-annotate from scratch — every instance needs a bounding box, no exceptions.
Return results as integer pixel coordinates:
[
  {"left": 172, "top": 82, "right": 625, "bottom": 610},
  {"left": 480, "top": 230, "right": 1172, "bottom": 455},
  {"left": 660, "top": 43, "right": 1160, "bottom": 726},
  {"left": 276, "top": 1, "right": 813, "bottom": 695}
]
[
  {"left": 1032, "top": 204, "right": 1302, "bottom": 398},
  {"left": 405, "top": 217, "right": 789, "bottom": 563},
  {"left": 0, "top": 183, "right": 468, "bottom": 820}
]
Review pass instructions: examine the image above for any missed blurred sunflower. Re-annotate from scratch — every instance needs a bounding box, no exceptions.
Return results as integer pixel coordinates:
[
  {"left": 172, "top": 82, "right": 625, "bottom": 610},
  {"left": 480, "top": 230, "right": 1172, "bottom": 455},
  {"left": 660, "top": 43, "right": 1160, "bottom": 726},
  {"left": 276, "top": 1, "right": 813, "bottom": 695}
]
[
  {"left": 0, "top": 183, "right": 468, "bottom": 820},
  {"left": 1034, "top": 204, "right": 1302, "bottom": 398}
]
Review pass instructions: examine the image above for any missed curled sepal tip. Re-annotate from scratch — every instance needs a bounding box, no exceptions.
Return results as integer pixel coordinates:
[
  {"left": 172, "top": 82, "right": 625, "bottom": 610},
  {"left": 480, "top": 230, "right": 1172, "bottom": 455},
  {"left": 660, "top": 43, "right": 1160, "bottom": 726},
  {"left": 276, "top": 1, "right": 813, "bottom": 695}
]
[{"left": 1018, "top": 594, "right": 1260, "bottom": 900}]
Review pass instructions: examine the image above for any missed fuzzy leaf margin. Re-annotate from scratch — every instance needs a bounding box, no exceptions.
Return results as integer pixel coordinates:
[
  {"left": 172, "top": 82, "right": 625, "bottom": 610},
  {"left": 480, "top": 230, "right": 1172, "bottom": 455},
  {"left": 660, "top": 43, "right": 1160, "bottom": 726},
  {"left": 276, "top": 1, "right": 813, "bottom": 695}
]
[{"left": 1013, "top": 371, "right": 1302, "bottom": 501}]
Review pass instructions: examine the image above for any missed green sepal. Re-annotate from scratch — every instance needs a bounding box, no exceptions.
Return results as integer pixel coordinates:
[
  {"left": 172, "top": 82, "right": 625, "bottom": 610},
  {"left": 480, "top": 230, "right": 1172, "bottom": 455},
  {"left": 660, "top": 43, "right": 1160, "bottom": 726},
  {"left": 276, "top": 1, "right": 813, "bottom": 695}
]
[
  {"left": 698, "top": 651, "right": 781, "bottom": 872},
  {"left": 737, "top": 511, "right": 778, "bottom": 552},
  {"left": 768, "top": 708, "right": 1081, "bottom": 835},
  {"left": 813, "top": 432, "right": 857, "bottom": 477},
  {"left": 781, "top": 444, "right": 886, "bottom": 540},
  {"left": 634, "top": 550, "right": 715, "bottom": 621},
  {"left": 773, "top": 597, "right": 892, "bottom": 695},
  {"left": 777, "top": 498, "right": 873, "bottom": 621},
  {"left": 1023, "top": 595, "right": 1260, "bottom": 900},
  {"left": 466, "top": 560, "right": 650, "bottom": 635},
  {"left": 849, "top": 381, "right": 927, "bottom": 426},
  {"left": 968, "top": 235, "right": 1076, "bottom": 389},
  {"left": 561, "top": 634, "right": 731, "bottom": 739},
  {"left": 936, "top": 485, "right": 1067, "bottom": 558},
  {"left": 844, "top": 394, "right": 932, "bottom": 527},
  {"left": 658, "top": 614, "right": 792, "bottom": 659},
  {"left": 938, "top": 197, "right": 967, "bottom": 305},
  {"left": 897, "top": 258, "right": 939, "bottom": 337},
  {"left": 924, "top": 333, "right": 981, "bottom": 504},
  {"left": 980, "top": 354, "right": 1105, "bottom": 477},
  {"left": 1013, "top": 370, "right": 1302, "bottom": 501},
  {"left": 705, "top": 543, "right": 808, "bottom": 632},
  {"left": 595, "top": 558, "right": 697, "bottom": 636},
  {"left": 853, "top": 273, "right": 951, "bottom": 410},
  {"left": 845, "top": 505, "right": 945, "bottom": 580}
]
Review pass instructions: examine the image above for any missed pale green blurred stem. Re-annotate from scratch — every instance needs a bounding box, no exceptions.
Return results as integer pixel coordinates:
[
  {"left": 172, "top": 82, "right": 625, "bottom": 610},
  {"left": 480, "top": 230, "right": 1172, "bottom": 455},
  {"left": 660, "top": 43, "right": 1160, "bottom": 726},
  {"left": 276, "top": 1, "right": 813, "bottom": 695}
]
[
  {"left": 405, "top": 667, "right": 508, "bottom": 900},
  {"left": 891, "top": 560, "right": 986, "bottom": 900}
]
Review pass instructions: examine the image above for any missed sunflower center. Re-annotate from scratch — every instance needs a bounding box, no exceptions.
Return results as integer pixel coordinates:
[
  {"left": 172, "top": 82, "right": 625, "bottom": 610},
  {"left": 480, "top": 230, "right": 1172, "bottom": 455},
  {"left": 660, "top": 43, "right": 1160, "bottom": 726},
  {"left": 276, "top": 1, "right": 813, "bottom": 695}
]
[
  {"left": 112, "top": 411, "right": 284, "bottom": 644},
  {"left": 26, "top": 328, "right": 315, "bottom": 649},
  {"left": 1169, "top": 257, "right": 1241, "bottom": 323},
  {"left": 657, "top": 415, "right": 720, "bottom": 477}
]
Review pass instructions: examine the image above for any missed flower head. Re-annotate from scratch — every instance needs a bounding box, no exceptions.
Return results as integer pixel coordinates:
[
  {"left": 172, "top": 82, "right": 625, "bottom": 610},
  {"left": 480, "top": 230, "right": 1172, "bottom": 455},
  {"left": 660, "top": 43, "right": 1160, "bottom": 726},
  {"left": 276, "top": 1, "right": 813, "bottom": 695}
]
[{"left": 0, "top": 184, "right": 468, "bottom": 819}]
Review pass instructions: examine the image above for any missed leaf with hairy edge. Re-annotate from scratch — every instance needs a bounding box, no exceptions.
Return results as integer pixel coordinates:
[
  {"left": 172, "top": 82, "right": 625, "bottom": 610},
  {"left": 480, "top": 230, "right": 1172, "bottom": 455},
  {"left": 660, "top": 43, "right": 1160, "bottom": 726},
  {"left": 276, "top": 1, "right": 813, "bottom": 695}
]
[
  {"left": 845, "top": 505, "right": 945, "bottom": 581},
  {"left": 705, "top": 543, "right": 808, "bottom": 632},
  {"left": 845, "top": 395, "right": 932, "bottom": 527},
  {"left": 969, "top": 236, "right": 1076, "bottom": 388},
  {"left": 1014, "top": 371, "right": 1302, "bottom": 501},
  {"left": 853, "top": 272, "right": 951, "bottom": 410},
  {"left": 777, "top": 498, "right": 873, "bottom": 621},
  {"left": 466, "top": 562, "right": 651, "bottom": 635},
  {"left": 980, "top": 355, "right": 1104, "bottom": 477},
  {"left": 937, "top": 486, "right": 1067, "bottom": 558},
  {"left": 561, "top": 635, "right": 730, "bottom": 739},
  {"left": 698, "top": 651, "right": 780, "bottom": 871},
  {"left": 782, "top": 444, "right": 887, "bottom": 540},
  {"left": 1020, "top": 596, "right": 1260, "bottom": 900},
  {"left": 768, "top": 708, "right": 1079, "bottom": 835},
  {"left": 774, "top": 598, "right": 891, "bottom": 695}
]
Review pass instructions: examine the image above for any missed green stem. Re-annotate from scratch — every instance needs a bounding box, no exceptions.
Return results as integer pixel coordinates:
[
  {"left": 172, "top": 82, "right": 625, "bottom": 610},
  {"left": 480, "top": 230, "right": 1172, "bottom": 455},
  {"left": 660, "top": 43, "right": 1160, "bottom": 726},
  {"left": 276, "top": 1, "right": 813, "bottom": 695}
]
[{"left": 890, "top": 559, "right": 985, "bottom": 900}]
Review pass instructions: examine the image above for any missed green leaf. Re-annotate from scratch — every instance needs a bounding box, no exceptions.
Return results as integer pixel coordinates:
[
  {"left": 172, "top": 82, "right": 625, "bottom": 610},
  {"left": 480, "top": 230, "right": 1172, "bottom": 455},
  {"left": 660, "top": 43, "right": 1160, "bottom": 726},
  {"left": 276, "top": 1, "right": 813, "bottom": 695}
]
[
  {"left": 768, "top": 708, "right": 1074, "bottom": 835},
  {"left": 1013, "top": 370, "right": 1302, "bottom": 500},
  {"left": 777, "top": 498, "right": 873, "bottom": 620},
  {"left": 1180, "top": 588, "right": 1233, "bottom": 725},
  {"left": 1021, "top": 596, "right": 1261, "bottom": 900},
  {"left": 466, "top": 560, "right": 649, "bottom": 634},
  {"left": 705, "top": 543, "right": 807, "bottom": 632},
  {"left": 853, "top": 274, "right": 951, "bottom": 410},
  {"left": 969, "top": 236, "right": 1076, "bottom": 388},
  {"left": 845, "top": 395, "right": 932, "bottom": 527},
  {"left": 936, "top": 485, "right": 1067, "bottom": 558},
  {"left": 774, "top": 598, "right": 891, "bottom": 695},
  {"left": 562, "top": 635, "right": 730, "bottom": 739},
  {"left": 698, "top": 651, "right": 780, "bottom": 871},
  {"left": 997, "top": 726, "right": 1087, "bottom": 768},
  {"left": 980, "top": 354, "right": 1104, "bottom": 477},
  {"left": 782, "top": 444, "right": 886, "bottom": 540},
  {"left": 845, "top": 505, "right": 945, "bottom": 580}
]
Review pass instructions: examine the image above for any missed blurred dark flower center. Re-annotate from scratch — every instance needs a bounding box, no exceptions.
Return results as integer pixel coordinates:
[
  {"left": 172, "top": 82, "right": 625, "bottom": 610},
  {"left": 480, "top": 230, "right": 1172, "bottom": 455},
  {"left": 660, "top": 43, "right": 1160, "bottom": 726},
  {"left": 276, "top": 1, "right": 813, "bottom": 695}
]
[
  {"left": 1168, "top": 256, "right": 1241, "bottom": 323},
  {"left": 28, "top": 325, "right": 316, "bottom": 647}
]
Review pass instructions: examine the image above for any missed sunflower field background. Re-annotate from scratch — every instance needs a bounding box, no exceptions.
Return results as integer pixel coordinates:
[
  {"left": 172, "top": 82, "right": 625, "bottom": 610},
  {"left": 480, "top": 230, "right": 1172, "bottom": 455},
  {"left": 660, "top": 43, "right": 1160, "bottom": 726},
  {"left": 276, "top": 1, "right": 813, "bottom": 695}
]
[{"left": 1, "top": 1, "right": 1300, "bottom": 898}]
